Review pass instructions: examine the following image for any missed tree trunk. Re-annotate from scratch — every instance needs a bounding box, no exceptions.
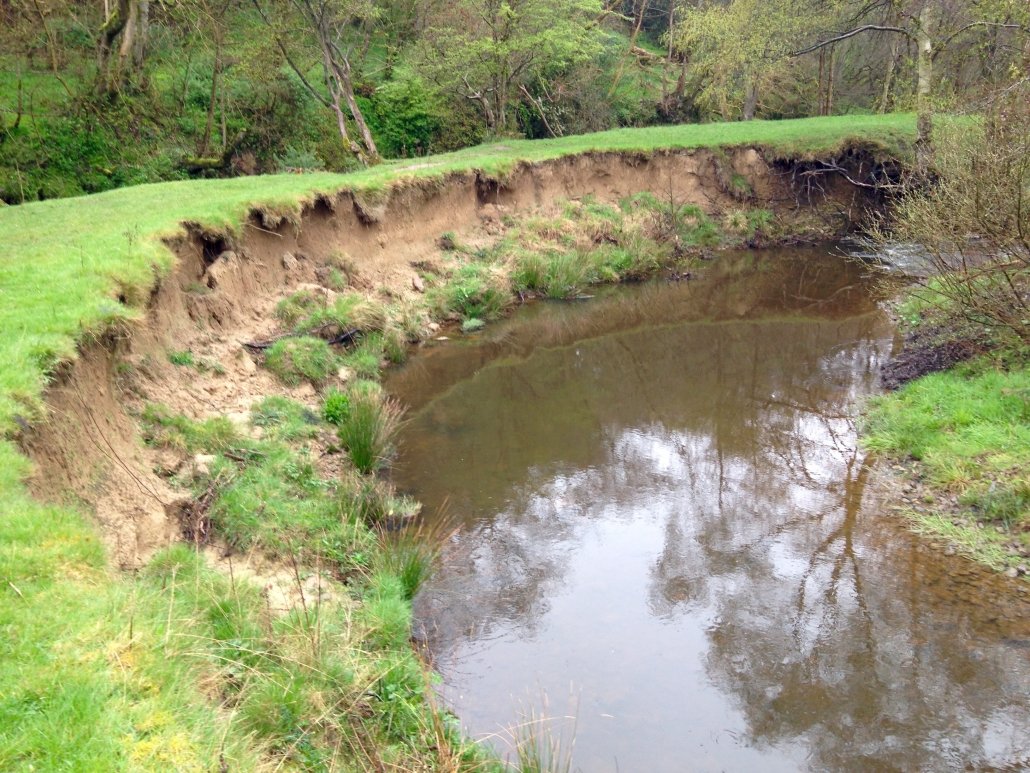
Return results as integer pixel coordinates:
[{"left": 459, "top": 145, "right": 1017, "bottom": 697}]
[
  {"left": 879, "top": 35, "right": 899, "bottom": 113},
  {"left": 824, "top": 48, "right": 835, "bottom": 116},
  {"left": 132, "top": 0, "right": 149, "bottom": 71},
  {"left": 335, "top": 57, "right": 379, "bottom": 162},
  {"left": 742, "top": 74, "right": 758, "bottom": 121},
  {"left": 117, "top": 0, "right": 138, "bottom": 77},
  {"left": 915, "top": 6, "right": 933, "bottom": 172},
  {"left": 817, "top": 49, "right": 825, "bottom": 113},
  {"left": 98, "top": 0, "right": 130, "bottom": 94}
]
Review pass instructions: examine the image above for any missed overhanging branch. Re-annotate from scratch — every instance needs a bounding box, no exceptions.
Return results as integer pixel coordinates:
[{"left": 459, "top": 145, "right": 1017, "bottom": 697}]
[{"left": 792, "top": 24, "right": 912, "bottom": 57}]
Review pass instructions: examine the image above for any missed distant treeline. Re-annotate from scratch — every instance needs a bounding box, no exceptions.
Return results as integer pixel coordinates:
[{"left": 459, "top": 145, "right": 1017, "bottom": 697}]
[{"left": 1, "top": 0, "right": 1026, "bottom": 201}]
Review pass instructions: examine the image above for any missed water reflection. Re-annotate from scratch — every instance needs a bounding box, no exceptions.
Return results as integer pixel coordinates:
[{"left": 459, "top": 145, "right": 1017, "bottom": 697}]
[{"left": 388, "top": 249, "right": 1030, "bottom": 771}]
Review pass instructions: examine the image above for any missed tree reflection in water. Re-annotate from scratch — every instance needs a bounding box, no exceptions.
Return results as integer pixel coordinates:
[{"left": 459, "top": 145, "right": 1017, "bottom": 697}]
[{"left": 390, "top": 250, "right": 1030, "bottom": 772}]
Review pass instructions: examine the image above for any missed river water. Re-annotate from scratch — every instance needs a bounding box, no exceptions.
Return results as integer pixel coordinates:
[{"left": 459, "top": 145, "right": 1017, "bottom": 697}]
[{"left": 386, "top": 247, "right": 1030, "bottom": 771}]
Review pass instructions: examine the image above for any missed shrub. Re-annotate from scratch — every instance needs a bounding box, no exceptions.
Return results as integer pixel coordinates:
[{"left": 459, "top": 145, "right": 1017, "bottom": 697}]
[{"left": 264, "top": 337, "right": 338, "bottom": 386}]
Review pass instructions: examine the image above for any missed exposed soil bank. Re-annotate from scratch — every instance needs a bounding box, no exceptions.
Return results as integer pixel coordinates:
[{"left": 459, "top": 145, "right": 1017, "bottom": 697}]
[{"left": 22, "top": 146, "right": 889, "bottom": 569}]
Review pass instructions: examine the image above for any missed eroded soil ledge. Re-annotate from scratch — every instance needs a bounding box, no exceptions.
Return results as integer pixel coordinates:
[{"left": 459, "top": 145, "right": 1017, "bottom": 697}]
[{"left": 22, "top": 146, "right": 886, "bottom": 570}]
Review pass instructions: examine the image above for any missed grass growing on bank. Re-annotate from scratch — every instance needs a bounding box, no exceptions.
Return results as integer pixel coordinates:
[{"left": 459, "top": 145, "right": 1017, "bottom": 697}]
[
  {"left": 864, "top": 357, "right": 1030, "bottom": 570},
  {"left": 134, "top": 391, "right": 485, "bottom": 769}
]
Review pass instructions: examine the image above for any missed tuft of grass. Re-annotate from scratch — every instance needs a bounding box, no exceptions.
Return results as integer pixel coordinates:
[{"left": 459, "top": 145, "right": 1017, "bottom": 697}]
[
  {"left": 372, "top": 519, "right": 449, "bottom": 601},
  {"left": 250, "top": 395, "right": 321, "bottom": 441},
  {"left": 295, "top": 293, "right": 387, "bottom": 339},
  {"left": 275, "top": 289, "right": 327, "bottom": 326},
  {"left": 435, "top": 262, "right": 512, "bottom": 321},
  {"left": 336, "top": 390, "right": 405, "bottom": 474},
  {"left": 141, "top": 403, "right": 247, "bottom": 454},
  {"left": 264, "top": 336, "right": 339, "bottom": 387},
  {"left": 168, "top": 349, "right": 195, "bottom": 367}
]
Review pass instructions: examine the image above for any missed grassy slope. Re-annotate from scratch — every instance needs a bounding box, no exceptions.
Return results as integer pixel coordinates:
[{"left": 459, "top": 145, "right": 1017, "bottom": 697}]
[{"left": 0, "top": 115, "right": 914, "bottom": 769}]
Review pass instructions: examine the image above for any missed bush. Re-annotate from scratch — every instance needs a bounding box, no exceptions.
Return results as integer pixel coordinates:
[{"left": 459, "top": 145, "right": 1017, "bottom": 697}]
[
  {"left": 876, "top": 95, "right": 1030, "bottom": 346},
  {"left": 366, "top": 75, "right": 444, "bottom": 158},
  {"left": 264, "top": 337, "right": 338, "bottom": 386}
]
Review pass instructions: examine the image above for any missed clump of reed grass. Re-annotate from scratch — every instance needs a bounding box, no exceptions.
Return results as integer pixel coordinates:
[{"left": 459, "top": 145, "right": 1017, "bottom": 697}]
[{"left": 336, "top": 390, "right": 405, "bottom": 474}]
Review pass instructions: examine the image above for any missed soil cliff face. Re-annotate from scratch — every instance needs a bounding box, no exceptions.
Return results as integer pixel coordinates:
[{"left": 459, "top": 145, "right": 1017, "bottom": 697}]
[{"left": 22, "top": 147, "right": 885, "bottom": 568}]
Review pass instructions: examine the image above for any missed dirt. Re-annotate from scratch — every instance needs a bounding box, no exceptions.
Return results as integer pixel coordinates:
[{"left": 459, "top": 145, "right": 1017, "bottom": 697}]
[
  {"left": 880, "top": 324, "right": 987, "bottom": 390},
  {"left": 21, "top": 146, "right": 883, "bottom": 574}
]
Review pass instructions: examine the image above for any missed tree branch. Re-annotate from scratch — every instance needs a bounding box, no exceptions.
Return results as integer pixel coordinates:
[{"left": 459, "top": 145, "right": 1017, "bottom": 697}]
[
  {"left": 792, "top": 24, "right": 913, "bottom": 57},
  {"left": 935, "top": 21, "right": 1024, "bottom": 57}
]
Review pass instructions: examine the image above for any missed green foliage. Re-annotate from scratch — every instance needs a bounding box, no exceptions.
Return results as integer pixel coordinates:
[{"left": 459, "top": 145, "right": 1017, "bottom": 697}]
[
  {"left": 251, "top": 395, "right": 322, "bottom": 441},
  {"left": 723, "top": 208, "right": 772, "bottom": 239},
  {"left": 323, "top": 390, "right": 352, "bottom": 426},
  {"left": 141, "top": 404, "right": 246, "bottom": 455},
  {"left": 367, "top": 74, "right": 444, "bottom": 157},
  {"left": 275, "top": 144, "right": 326, "bottom": 172},
  {"left": 168, "top": 349, "right": 195, "bottom": 367},
  {"left": 208, "top": 444, "right": 369, "bottom": 564},
  {"left": 265, "top": 336, "right": 339, "bottom": 386},
  {"left": 419, "top": 0, "right": 604, "bottom": 132},
  {"left": 275, "top": 290, "right": 327, "bottom": 326},
  {"left": 294, "top": 293, "right": 386, "bottom": 339}
]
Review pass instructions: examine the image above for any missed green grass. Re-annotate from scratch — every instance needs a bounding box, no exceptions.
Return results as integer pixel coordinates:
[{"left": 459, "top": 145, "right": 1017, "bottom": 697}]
[
  {"left": 0, "top": 455, "right": 264, "bottom": 769},
  {"left": 863, "top": 360, "right": 1030, "bottom": 567}
]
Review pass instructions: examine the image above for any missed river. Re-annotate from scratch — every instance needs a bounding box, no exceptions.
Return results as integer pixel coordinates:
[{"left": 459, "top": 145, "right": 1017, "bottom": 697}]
[{"left": 386, "top": 246, "right": 1030, "bottom": 771}]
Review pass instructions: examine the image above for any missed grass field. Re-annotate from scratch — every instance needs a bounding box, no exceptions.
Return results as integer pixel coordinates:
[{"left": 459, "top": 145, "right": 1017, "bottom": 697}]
[{"left": 0, "top": 115, "right": 915, "bottom": 769}]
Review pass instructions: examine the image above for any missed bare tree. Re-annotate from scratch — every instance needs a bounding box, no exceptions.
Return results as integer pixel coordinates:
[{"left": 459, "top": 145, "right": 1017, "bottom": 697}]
[
  {"left": 794, "top": 2, "right": 1025, "bottom": 172},
  {"left": 252, "top": 0, "right": 380, "bottom": 164}
]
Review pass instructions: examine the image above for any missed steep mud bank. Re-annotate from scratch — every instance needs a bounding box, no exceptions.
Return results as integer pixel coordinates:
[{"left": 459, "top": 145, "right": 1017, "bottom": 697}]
[{"left": 21, "top": 147, "right": 887, "bottom": 568}]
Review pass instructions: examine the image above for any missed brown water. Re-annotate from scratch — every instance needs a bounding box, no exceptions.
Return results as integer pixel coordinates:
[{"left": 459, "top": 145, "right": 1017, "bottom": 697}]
[{"left": 387, "top": 248, "right": 1030, "bottom": 772}]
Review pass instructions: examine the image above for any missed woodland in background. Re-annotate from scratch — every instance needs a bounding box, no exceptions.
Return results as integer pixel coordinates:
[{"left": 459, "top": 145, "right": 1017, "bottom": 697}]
[{"left": 1, "top": 0, "right": 1027, "bottom": 203}]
